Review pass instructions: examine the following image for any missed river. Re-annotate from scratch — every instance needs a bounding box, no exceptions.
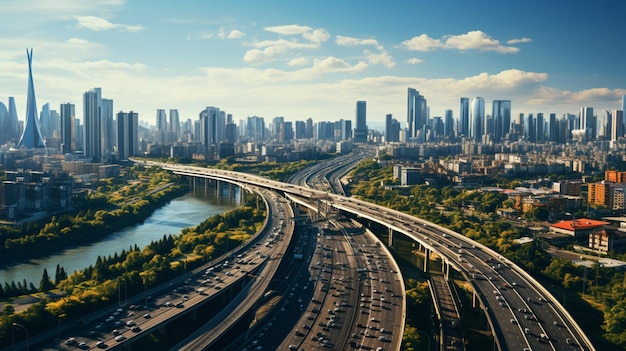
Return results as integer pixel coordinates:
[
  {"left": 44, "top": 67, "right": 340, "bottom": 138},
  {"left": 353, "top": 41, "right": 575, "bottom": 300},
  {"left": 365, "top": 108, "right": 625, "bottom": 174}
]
[{"left": 0, "top": 188, "right": 241, "bottom": 287}]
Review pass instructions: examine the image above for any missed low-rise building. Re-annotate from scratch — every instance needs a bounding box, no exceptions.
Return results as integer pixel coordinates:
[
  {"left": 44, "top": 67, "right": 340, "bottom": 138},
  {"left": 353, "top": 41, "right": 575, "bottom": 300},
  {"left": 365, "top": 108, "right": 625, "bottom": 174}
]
[
  {"left": 588, "top": 229, "right": 626, "bottom": 253},
  {"left": 550, "top": 218, "right": 609, "bottom": 237}
]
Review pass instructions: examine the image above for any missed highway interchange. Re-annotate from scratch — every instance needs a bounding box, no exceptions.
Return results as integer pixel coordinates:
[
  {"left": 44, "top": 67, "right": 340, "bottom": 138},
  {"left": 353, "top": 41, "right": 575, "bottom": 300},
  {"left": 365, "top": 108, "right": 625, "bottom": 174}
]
[
  {"left": 24, "top": 153, "right": 596, "bottom": 351},
  {"left": 157, "top": 156, "right": 595, "bottom": 351}
]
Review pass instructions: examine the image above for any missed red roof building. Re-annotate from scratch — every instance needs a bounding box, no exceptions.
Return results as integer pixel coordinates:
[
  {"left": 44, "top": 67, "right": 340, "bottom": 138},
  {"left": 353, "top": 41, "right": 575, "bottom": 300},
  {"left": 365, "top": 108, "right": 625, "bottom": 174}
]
[{"left": 550, "top": 218, "right": 609, "bottom": 237}]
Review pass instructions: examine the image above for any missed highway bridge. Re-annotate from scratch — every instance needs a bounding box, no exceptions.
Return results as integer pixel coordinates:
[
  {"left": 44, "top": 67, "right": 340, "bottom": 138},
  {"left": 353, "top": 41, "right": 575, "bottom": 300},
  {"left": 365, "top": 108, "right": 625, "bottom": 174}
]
[{"left": 139, "top": 159, "right": 595, "bottom": 351}]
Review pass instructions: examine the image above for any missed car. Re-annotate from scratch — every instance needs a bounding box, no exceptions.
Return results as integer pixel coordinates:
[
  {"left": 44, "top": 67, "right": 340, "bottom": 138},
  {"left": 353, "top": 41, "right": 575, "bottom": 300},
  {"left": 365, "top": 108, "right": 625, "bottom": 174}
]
[
  {"left": 126, "top": 320, "right": 136, "bottom": 327},
  {"left": 96, "top": 341, "right": 107, "bottom": 348},
  {"left": 78, "top": 342, "right": 89, "bottom": 349},
  {"left": 64, "top": 338, "right": 77, "bottom": 345},
  {"left": 143, "top": 313, "right": 151, "bottom": 319},
  {"left": 131, "top": 326, "right": 141, "bottom": 332},
  {"left": 115, "top": 335, "right": 126, "bottom": 342}
]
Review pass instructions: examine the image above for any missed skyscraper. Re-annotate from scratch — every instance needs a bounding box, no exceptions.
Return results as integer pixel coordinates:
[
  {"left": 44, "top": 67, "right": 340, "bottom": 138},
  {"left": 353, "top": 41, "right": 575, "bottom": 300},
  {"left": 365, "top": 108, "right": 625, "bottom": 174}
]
[
  {"left": 611, "top": 110, "right": 623, "bottom": 142},
  {"left": 306, "top": 118, "right": 314, "bottom": 139},
  {"left": 459, "top": 98, "right": 469, "bottom": 137},
  {"left": 8, "top": 97, "right": 20, "bottom": 143},
  {"left": 491, "top": 100, "right": 511, "bottom": 142},
  {"left": 295, "top": 120, "right": 306, "bottom": 140},
  {"left": 622, "top": 95, "right": 626, "bottom": 132},
  {"left": 117, "top": 111, "right": 138, "bottom": 160},
  {"left": 548, "top": 113, "right": 557, "bottom": 142},
  {"left": 0, "top": 102, "right": 9, "bottom": 145},
  {"left": 385, "top": 113, "right": 399, "bottom": 142},
  {"left": 83, "top": 88, "right": 102, "bottom": 161},
  {"left": 246, "top": 116, "right": 265, "bottom": 143},
  {"left": 199, "top": 106, "right": 225, "bottom": 148},
  {"left": 444, "top": 109, "right": 454, "bottom": 137},
  {"left": 580, "top": 107, "right": 594, "bottom": 139},
  {"left": 39, "top": 103, "right": 51, "bottom": 140},
  {"left": 169, "top": 109, "right": 180, "bottom": 142},
  {"left": 156, "top": 109, "right": 167, "bottom": 143},
  {"left": 101, "top": 98, "right": 114, "bottom": 159},
  {"left": 407, "top": 88, "right": 428, "bottom": 138},
  {"left": 353, "top": 101, "right": 368, "bottom": 142},
  {"left": 469, "top": 97, "right": 484, "bottom": 141},
  {"left": 60, "top": 103, "right": 76, "bottom": 154},
  {"left": 17, "top": 49, "right": 46, "bottom": 149},
  {"left": 340, "top": 119, "right": 352, "bottom": 140},
  {"left": 536, "top": 112, "right": 544, "bottom": 142}
]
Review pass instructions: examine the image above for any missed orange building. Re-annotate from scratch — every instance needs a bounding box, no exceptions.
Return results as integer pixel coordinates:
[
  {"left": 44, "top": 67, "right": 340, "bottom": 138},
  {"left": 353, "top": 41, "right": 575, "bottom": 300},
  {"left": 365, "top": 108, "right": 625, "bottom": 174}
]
[
  {"left": 605, "top": 170, "right": 626, "bottom": 183},
  {"left": 588, "top": 182, "right": 609, "bottom": 206}
]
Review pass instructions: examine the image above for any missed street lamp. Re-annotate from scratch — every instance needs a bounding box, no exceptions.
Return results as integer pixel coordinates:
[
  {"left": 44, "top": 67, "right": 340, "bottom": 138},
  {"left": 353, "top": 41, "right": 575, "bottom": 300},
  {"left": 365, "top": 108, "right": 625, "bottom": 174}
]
[{"left": 12, "top": 322, "right": 29, "bottom": 351}]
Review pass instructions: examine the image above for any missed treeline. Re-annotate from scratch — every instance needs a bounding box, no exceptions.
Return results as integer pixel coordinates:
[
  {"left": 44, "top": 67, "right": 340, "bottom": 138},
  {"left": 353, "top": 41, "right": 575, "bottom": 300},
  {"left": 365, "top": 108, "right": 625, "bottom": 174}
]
[
  {"left": 348, "top": 160, "right": 625, "bottom": 350},
  {"left": 0, "top": 265, "right": 68, "bottom": 300},
  {"left": 0, "top": 166, "right": 186, "bottom": 265},
  {"left": 0, "top": 196, "right": 266, "bottom": 348}
]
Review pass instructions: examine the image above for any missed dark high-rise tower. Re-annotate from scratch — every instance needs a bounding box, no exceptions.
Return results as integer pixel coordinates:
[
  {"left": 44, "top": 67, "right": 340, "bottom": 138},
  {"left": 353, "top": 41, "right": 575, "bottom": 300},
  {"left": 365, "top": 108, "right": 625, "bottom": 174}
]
[
  {"left": 407, "top": 88, "right": 428, "bottom": 138},
  {"left": 492, "top": 100, "right": 511, "bottom": 142},
  {"left": 117, "top": 111, "right": 138, "bottom": 160},
  {"left": 353, "top": 100, "right": 368, "bottom": 142},
  {"left": 83, "top": 88, "right": 102, "bottom": 161},
  {"left": 470, "top": 97, "right": 484, "bottom": 142},
  {"left": 17, "top": 49, "right": 46, "bottom": 149},
  {"left": 459, "top": 98, "right": 469, "bottom": 137},
  {"left": 60, "top": 103, "right": 76, "bottom": 154}
]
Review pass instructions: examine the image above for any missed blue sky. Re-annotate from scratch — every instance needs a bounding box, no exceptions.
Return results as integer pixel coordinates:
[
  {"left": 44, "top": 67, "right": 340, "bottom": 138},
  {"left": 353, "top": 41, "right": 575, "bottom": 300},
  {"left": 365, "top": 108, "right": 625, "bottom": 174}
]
[{"left": 0, "top": 0, "right": 624, "bottom": 129}]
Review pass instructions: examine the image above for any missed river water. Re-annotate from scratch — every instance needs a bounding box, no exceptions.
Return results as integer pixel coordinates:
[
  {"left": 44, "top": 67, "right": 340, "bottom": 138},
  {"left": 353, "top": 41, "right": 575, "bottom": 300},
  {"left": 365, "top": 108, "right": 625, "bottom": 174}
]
[{"left": 0, "top": 188, "right": 240, "bottom": 287}]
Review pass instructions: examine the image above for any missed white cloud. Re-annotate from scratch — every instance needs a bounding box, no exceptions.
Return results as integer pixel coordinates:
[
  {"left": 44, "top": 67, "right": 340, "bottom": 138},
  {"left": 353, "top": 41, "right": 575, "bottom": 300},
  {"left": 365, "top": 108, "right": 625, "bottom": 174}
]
[
  {"left": 264, "top": 24, "right": 312, "bottom": 35},
  {"left": 444, "top": 31, "right": 519, "bottom": 53},
  {"left": 401, "top": 31, "right": 521, "bottom": 54},
  {"left": 303, "top": 28, "right": 330, "bottom": 44},
  {"left": 240, "top": 25, "right": 330, "bottom": 65},
  {"left": 288, "top": 57, "right": 309, "bottom": 67},
  {"left": 406, "top": 57, "right": 423, "bottom": 64},
  {"left": 244, "top": 39, "right": 318, "bottom": 65},
  {"left": 66, "top": 38, "right": 91, "bottom": 45},
  {"left": 336, "top": 35, "right": 383, "bottom": 50},
  {"left": 243, "top": 46, "right": 289, "bottom": 65},
  {"left": 364, "top": 50, "right": 395, "bottom": 68},
  {"left": 400, "top": 34, "right": 443, "bottom": 51},
  {"left": 507, "top": 37, "right": 532, "bottom": 44},
  {"left": 227, "top": 29, "right": 245, "bottom": 39},
  {"left": 75, "top": 15, "right": 143, "bottom": 32},
  {"left": 263, "top": 24, "right": 329, "bottom": 44},
  {"left": 251, "top": 39, "right": 317, "bottom": 50},
  {"left": 310, "top": 56, "right": 368, "bottom": 73}
]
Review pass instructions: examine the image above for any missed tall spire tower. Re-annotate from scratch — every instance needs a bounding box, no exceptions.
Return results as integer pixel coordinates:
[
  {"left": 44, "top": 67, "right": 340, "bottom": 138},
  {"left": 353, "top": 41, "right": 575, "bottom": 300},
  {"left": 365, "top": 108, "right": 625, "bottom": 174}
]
[{"left": 17, "top": 48, "right": 46, "bottom": 149}]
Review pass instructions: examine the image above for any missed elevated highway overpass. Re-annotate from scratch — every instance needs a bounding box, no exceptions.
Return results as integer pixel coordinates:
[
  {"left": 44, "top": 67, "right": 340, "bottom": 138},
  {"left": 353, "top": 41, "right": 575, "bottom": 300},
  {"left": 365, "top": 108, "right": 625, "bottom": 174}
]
[{"left": 135, "top": 159, "right": 595, "bottom": 351}]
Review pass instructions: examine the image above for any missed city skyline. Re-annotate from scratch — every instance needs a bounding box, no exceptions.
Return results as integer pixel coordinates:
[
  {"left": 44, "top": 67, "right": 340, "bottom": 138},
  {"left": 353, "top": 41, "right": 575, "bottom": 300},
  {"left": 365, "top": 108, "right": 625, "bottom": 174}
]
[{"left": 0, "top": 0, "right": 624, "bottom": 128}]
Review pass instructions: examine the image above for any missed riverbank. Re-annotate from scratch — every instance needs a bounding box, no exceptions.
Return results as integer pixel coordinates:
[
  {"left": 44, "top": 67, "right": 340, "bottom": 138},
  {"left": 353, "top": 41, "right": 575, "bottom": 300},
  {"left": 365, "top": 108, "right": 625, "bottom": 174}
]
[{"left": 0, "top": 182, "right": 187, "bottom": 268}]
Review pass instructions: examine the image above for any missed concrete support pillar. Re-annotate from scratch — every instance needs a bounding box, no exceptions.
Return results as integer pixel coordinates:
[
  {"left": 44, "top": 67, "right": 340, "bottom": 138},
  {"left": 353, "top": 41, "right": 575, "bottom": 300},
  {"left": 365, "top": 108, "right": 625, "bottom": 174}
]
[
  {"left": 424, "top": 248, "right": 430, "bottom": 273},
  {"left": 472, "top": 290, "right": 478, "bottom": 308},
  {"left": 388, "top": 227, "right": 394, "bottom": 248}
]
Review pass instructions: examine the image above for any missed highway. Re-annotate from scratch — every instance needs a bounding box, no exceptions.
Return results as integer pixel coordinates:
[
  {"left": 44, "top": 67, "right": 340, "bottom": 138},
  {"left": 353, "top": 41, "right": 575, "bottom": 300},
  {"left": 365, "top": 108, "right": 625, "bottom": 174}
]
[
  {"left": 173, "top": 190, "right": 296, "bottom": 351},
  {"left": 43, "top": 187, "right": 294, "bottom": 351},
  {"left": 137, "top": 158, "right": 595, "bottom": 351}
]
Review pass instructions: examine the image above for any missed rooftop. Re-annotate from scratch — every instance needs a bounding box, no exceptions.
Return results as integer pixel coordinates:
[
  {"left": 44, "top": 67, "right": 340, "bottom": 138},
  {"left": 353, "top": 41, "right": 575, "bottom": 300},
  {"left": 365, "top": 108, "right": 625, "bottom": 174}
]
[{"left": 550, "top": 218, "right": 609, "bottom": 231}]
